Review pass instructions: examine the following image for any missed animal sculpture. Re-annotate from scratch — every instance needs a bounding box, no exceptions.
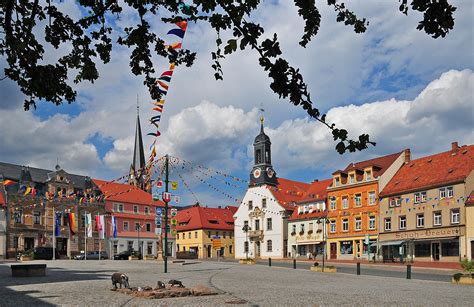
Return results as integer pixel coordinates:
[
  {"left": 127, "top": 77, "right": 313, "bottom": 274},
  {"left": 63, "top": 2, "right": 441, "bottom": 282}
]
[
  {"left": 168, "top": 279, "right": 184, "bottom": 288},
  {"left": 111, "top": 272, "right": 130, "bottom": 289}
]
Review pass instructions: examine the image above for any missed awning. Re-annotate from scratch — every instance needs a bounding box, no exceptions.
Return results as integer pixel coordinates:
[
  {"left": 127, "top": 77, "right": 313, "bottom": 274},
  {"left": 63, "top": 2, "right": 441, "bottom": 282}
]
[{"left": 379, "top": 240, "right": 405, "bottom": 246}]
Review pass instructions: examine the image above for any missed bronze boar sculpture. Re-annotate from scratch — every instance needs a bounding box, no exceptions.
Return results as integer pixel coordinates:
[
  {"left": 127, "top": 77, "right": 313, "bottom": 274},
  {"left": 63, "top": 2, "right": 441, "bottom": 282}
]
[
  {"left": 156, "top": 281, "right": 166, "bottom": 289},
  {"left": 111, "top": 272, "right": 130, "bottom": 289},
  {"left": 168, "top": 279, "right": 184, "bottom": 288}
]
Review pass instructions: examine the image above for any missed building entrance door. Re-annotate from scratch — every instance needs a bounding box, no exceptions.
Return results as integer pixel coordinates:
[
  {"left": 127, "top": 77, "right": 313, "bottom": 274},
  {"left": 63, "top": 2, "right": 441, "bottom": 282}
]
[
  {"left": 330, "top": 243, "right": 337, "bottom": 259},
  {"left": 471, "top": 241, "right": 474, "bottom": 260},
  {"left": 432, "top": 242, "right": 440, "bottom": 261},
  {"left": 24, "top": 237, "right": 34, "bottom": 251},
  {"left": 207, "top": 245, "right": 211, "bottom": 258}
]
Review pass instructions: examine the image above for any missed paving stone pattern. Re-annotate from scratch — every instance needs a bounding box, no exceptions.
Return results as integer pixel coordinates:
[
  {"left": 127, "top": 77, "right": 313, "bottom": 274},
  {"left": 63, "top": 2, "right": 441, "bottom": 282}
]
[{"left": 0, "top": 260, "right": 472, "bottom": 306}]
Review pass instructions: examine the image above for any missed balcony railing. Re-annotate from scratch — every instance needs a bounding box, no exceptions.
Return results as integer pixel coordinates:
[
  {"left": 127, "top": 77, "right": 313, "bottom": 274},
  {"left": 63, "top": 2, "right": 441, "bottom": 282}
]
[{"left": 248, "top": 230, "right": 264, "bottom": 241}]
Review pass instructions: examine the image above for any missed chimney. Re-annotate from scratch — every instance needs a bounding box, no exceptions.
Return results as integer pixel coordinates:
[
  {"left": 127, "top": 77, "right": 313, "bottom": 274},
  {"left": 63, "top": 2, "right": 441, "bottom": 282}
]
[
  {"left": 451, "top": 142, "right": 459, "bottom": 153},
  {"left": 218, "top": 205, "right": 221, "bottom": 209},
  {"left": 404, "top": 149, "right": 411, "bottom": 164},
  {"left": 313, "top": 179, "right": 319, "bottom": 183}
]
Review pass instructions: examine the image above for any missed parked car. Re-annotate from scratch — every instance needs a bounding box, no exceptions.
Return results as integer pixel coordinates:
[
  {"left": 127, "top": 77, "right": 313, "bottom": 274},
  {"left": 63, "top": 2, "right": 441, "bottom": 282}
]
[
  {"left": 17, "top": 247, "right": 60, "bottom": 260},
  {"left": 113, "top": 250, "right": 141, "bottom": 260},
  {"left": 74, "top": 251, "right": 108, "bottom": 260}
]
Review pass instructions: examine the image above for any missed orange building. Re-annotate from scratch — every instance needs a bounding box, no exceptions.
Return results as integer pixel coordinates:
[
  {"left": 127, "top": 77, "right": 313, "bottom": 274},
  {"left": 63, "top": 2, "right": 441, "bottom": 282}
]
[{"left": 326, "top": 150, "right": 410, "bottom": 260}]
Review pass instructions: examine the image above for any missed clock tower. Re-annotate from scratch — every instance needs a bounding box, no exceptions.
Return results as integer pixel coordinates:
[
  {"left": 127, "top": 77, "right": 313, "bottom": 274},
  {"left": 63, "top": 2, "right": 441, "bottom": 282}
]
[{"left": 249, "top": 115, "right": 277, "bottom": 187}]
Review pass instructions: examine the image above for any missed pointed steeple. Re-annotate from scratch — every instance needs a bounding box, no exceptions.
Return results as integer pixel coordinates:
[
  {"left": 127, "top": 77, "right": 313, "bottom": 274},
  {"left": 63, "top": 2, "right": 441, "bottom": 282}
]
[{"left": 129, "top": 97, "right": 146, "bottom": 189}]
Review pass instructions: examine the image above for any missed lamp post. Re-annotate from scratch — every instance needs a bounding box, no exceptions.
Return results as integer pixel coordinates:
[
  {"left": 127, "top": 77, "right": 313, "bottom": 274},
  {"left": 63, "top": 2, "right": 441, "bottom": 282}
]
[
  {"left": 242, "top": 224, "right": 251, "bottom": 259},
  {"left": 317, "top": 217, "right": 329, "bottom": 272},
  {"left": 137, "top": 223, "right": 143, "bottom": 258}
]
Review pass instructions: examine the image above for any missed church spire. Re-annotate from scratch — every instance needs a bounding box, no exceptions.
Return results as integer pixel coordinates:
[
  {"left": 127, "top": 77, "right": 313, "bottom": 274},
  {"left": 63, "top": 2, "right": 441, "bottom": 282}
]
[{"left": 129, "top": 96, "right": 146, "bottom": 189}]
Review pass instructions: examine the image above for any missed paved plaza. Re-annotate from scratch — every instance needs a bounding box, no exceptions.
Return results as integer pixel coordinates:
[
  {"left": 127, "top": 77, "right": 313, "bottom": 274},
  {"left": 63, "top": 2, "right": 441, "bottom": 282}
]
[{"left": 0, "top": 260, "right": 473, "bottom": 306}]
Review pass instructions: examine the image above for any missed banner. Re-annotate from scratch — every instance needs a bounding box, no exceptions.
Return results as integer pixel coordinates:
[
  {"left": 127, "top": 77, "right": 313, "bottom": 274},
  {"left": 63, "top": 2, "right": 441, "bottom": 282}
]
[
  {"left": 55, "top": 213, "right": 61, "bottom": 237},
  {"left": 68, "top": 213, "right": 76, "bottom": 235},
  {"left": 99, "top": 215, "right": 105, "bottom": 239},
  {"left": 86, "top": 213, "right": 93, "bottom": 238},
  {"left": 111, "top": 216, "right": 117, "bottom": 238}
]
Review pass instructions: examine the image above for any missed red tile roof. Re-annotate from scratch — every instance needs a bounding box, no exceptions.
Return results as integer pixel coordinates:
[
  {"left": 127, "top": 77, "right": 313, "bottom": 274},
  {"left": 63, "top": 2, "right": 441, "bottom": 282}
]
[
  {"left": 92, "top": 179, "right": 164, "bottom": 207},
  {"left": 380, "top": 144, "right": 474, "bottom": 197},
  {"left": 266, "top": 178, "right": 311, "bottom": 210},
  {"left": 226, "top": 206, "right": 238, "bottom": 215},
  {"left": 176, "top": 205, "right": 235, "bottom": 231},
  {"left": 299, "top": 179, "right": 332, "bottom": 203}
]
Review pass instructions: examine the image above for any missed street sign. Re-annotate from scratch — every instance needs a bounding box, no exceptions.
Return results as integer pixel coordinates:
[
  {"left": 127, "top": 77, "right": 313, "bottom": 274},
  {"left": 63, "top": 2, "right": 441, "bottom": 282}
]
[
  {"left": 212, "top": 239, "right": 221, "bottom": 249},
  {"left": 170, "top": 229, "right": 177, "bottom": 236},
  {"left": 171, "top": 208, "right": 177, "bottom": 217},
  {"left": 156, "top": 208, "right": 162, "bottom": 216},
  {"left": 171, "top": 218, "right": 177, "bottom": 226},
  {"left": 171, "top": 181, "right": 178, "bottom": 190},
  {"left": 156, "top": 180, "right": 163, "bottom": 188},
  {"left": 155, "top": 228, "right": 162, "bottom": 235},
  {"left": 162, "top": 192, "right": 171, "bottom": 202}
]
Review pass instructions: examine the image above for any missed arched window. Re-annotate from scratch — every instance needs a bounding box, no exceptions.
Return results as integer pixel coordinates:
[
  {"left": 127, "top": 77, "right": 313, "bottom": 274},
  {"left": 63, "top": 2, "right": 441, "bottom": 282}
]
[{"left": 267, "top": 240, "right": 272, "bottom": 252}]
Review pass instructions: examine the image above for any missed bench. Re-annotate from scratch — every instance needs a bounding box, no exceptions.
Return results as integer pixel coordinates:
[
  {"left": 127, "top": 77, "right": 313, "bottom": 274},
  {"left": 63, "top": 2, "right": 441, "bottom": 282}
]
[{"left": 11, "top": 264, "right": 47, "bottom": 277}]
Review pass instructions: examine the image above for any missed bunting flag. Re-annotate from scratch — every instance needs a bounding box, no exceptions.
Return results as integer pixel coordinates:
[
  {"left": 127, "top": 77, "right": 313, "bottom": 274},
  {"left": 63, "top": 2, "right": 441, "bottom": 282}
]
[
  {"left": 86, "top": 213, "right": 93, "bottom": 237},
  {"left": 55, "top": 213, "right": 61, "bottom": 237},
  {"left": 111, "top": 216, "right": 117, "bottom": 238},
  {"left": 1, "top": 179, "right": 16, "bottom": 186},
  {"left": 24, "top": 187, "right": 32, "bottom": 196},
  {"left": 69, "top": 213, "right": 77, "bottom": 235},
  {"left": 31, "top": 188, "right": 36, "bottom": 198}
]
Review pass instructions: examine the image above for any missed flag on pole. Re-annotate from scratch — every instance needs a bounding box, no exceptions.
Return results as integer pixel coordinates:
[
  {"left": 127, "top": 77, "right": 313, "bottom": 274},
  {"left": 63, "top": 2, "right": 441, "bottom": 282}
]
[
  {"left": 69, "top": 213, "right": 76, "bottom": 235},
  {"left": 111, "top": 216, "right": 117, "bottom": 238},
  {"left": 86, "top": 213, "right": 93, "bottom": 237},
  {"left": 55, "top": 213, "right": 61, "bottom": 237},
  {"left": 99, "top": 215, "right": 105, "bottom": 239}
]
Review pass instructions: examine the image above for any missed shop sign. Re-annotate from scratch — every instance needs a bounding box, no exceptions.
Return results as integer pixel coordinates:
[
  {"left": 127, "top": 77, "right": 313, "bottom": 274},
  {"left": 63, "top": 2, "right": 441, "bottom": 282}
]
[{"left": 391, "top": 227, "right": 463, "bottom": 240}]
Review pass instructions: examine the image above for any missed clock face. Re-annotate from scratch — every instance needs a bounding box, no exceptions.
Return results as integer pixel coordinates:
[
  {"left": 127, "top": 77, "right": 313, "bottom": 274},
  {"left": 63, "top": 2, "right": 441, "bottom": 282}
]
[
  {"left": 253, "top": 168, "right": 261, "bottom": 179},
  {"left": 266, "top": 167, "right": 274, "bottom": 178}
]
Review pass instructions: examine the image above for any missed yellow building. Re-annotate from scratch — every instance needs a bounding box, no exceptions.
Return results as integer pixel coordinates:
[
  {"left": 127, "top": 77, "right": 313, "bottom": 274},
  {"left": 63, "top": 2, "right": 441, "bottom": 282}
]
[{"left": 176, "top": 205, "right": 237, "bottom": 259}]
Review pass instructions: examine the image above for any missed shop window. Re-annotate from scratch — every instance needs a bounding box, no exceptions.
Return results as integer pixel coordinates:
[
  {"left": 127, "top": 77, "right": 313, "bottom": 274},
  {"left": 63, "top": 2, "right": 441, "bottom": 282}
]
[
  {"left": 355, "top": 194, "right": 362, "bottom": 207},
  {"left": 123, "top": 221, "right": 129, "bottom": 231},
  {"left": 267, "top": 240, "right": 272, "bottom": 252},
  {"left": 433, "top": 212, "right": 442, "bottom": 226},
  {"left": 342, "top": 219, "right": 349, "bottom": 232},
  {"left": 368, "top": 191, "right": 376, "bottom": 205},
  {"left": 340, "top": 241, "right": 353, "bottom": 255},
  {"left": 330, "top": 197, "right": 336, "bottom": 210},
  {"left": 342, "top": 196, "right": 349, "bottom": 209},
  {"left": 330, "top": 220, "right": 336, "bottom": 233},
  {"left": 368, "top": 216, "right": 376, "bottom": 230},
  {"left": 417, "top": 214, "right": 425, "bottom": 228},
  {"left": 451, "top": 209, "right": 460, "bottom": 224},
  {"left": 399, "top": 216, "right": 406, "bottom": 230},
  {"left": 355, "top": 218, "right": 361, "bottom": 231},
  {"left": 414, "top": 242, "right": 430, "bottom": 257},
  {"left": 442, "top": 241, "right": 459, "bottom": 257},
  {"left": 384, "top": 218, "right": 391, "bottom": 231}
]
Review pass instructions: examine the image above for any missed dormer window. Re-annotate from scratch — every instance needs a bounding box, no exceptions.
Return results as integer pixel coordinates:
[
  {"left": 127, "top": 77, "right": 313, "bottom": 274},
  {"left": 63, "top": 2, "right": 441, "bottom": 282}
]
[
  {"left": 365, "top": 170, "right": 372, "bottom": 181},
  {"left": 349, "top": 174, "right": 355, "bottom": 184},
  {"left": 335, "top": 177, "right": 340, "bottom": 187}
]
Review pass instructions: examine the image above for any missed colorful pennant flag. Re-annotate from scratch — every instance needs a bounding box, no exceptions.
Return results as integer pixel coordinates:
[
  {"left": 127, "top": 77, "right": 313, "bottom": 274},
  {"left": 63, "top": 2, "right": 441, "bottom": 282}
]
[{"left": 1, "top": 179, "right": 16, "bottom": 186}]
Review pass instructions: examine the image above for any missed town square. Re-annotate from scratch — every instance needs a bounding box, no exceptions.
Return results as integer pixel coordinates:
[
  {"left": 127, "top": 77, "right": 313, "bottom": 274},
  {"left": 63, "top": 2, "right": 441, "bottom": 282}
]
[{"left": 0, "top": 1, "right": 473, "bottom": 306}]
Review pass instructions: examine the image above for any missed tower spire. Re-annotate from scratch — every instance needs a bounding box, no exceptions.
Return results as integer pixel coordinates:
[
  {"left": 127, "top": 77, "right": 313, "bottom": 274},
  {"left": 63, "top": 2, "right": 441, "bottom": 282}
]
[
  {"left": 130, "top": 96, "right": 146, "bottom": 190},
  {"left": 259, "top": 103, "right": 265, "bottom": 133}
]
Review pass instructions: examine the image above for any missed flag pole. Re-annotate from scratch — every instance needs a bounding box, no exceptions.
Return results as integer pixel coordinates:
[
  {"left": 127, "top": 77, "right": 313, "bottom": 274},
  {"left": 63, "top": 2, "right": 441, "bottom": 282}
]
[
  {"left": 53, "top": 206, "right": 56, "bottom": 261},
  {"left": 84, "top": 210, "right": 87, "bottom": 260}
]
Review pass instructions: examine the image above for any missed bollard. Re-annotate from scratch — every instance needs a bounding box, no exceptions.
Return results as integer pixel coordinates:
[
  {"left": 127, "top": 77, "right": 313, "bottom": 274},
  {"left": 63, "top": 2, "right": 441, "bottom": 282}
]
[
  {"left": 293, "top": 259, "right": 296, "bottom": 269},
  {"left": 357, "top": 262, "right": 361, "bottom": 275},
  {"left": 406, "top": 264, "right": 411, "bottom": 279},
  {"left": 269, "top": 258, "right": 272, "bottom": 267}
]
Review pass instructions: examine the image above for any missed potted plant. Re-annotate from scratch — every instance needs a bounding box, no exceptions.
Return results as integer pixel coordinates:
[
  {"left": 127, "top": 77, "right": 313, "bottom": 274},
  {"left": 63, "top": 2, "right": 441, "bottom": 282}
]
[
  {"left": 452, "top": 259, "right": 474, "bottom": 285},
  {"left": 20, "top": 250, "right": 34, "bottom": 262},
  {"left": 128, "top": 251, "right": 141, "bottom": 261},
  {"left": 291, "top": 231, "right": 296, "bottom": 236},
  {"left": 299, "top": 231, "right": 305, "bottom": 235},
  {"left": 310, "top": 262, "right": 337, "bottom": 273},
  {"left": 307, "top": 230, "right": 313, "bottom": 235}
]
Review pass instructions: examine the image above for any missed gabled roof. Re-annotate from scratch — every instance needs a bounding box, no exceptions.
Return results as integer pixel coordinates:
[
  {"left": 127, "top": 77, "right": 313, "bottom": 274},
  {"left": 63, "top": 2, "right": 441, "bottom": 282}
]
[
  {"left": 381, "top": 144, "right": 474, "bottom": 197},
  {"left": 299, "top": 179, "right": 332, "bottom": 203},
  {"left": 176, "top": 205, "right": 235, "bottom": 231},
  {"left": 266, "top": 178, "right": 310, "bottom": 211},
  {"left": 93, "top": 179, "right": 164, "bottom": 207}
]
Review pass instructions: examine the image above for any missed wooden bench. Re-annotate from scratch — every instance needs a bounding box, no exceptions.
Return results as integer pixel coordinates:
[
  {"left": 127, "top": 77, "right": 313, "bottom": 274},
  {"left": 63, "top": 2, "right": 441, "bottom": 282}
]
[{"left": 11, "top": 264, "right": 47, "bottom": 277}]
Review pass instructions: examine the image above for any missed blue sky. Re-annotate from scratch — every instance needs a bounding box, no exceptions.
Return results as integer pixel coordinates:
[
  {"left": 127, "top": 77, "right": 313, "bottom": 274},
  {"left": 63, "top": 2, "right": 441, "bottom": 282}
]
[{"left": 0, "top": 1, "right": 473, "bottom": 207}]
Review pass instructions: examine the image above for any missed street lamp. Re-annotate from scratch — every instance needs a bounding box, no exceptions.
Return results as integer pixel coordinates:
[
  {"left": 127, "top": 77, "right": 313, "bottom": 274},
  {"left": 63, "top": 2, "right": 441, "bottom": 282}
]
[
  {"left": 136, "top": 223, "right": 144, "bottom": 258},
  {"left": 242, "top": 224, "right": 251, "bottom": 259},
  {"left": 316, "top": 217, "right": 330, "bottom": 272}
]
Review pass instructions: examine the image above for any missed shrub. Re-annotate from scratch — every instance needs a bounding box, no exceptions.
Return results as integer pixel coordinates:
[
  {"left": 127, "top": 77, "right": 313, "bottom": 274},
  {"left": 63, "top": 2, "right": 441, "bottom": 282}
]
[
  {"left": 453, "top": 273, "right": 463, "bottom": 282},
  {"left": 460, "top": 259, "right": 474, "bottom": 273},
  {"left": 326, "top": 266, "right": 335, "bottom": 269}
]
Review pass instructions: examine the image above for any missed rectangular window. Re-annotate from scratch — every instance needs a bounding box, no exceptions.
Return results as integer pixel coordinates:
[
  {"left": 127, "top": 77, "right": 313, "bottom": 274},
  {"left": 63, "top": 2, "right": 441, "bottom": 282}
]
[
  {"left": 329, "top": 220, "right": 336, "bottom": 233},
  {"left": 267, "top": 218, "right": 272, "bottom": 230},
  {"left": 292, "top": 224, "right": 296, "bottom": 234},
  {"left": 33, "top": 211, "right": 41, "bottom": 225},
  {"left": 442, "top": 240, "right": 459, "bottom": 256},
  {"left": 123, "top": 221, "right": 129, "bottom": 231},
  {"left": 300, "top": 224, "right": 305, "bottom": 233},
  {"left": 433, "top": 212, "right": 442, "bottom": 226},
  {"left": 342, "top": 219, "right": 349, "bottom": 232},
  {"left": 146, "top": 223, "right": 151, "bottom": 232},
  {"left": 355, "top": 217, "right": 361, "bottom": 231},
  {"left": 330, "top": 197, "right": 336, "bottom": 210},
  {"left": 195, "top": 231, "right": 198, "bottom": 239},
  {"left": 417, "top": 214, "right": 424, "bottom": 228},
  {"left": 119, "top": 204, "right": 123, "bottom": 212},
  {"left": 368, "top": 192, "right": 376, "bottom": 205},
  {"left": 208, "top": 231, "right": 211, "bottom": 237},
  {"left": 399, "top": 216, "right": 406, "bottom": 230},
  {"left": 267, "top": 240, "right": 272, "bottom": 252},
  {"left": 384, "top": 218, "right": 391, "bottom": 231},
  {"left": 368, "top": 216, "right": 376, "bottom": 230},
  {"left": 216, "top": 231, "right": 219, "bottom": 236},
  {"left": 421, "top": 191, "right": 427, "bottom": 202},
  {"left": 447, "top": 186, "right": 454, "bottom": 198},
  {"left": 135, "top": 222, "right": 140, "bottom": 231},
  {"left": 309, "top": 222, "right": 313, "bottom": 231},
  {"left": 414, "top": 242, "right": 430, "bottom": 257},
  {"left": 389, "top": 198, "right": 396, "bottom": 208},
  {"left": 244, "top": 220, "right": 248, "bottom": 229},
  {"left": 414, "top": 193, "right": 421, "bottom": 204},
  {"left": 255, "top": 219, "right": 260, "bottom": 231},
  {"left": 396, "top": 197, "right": 402, "bottom": 207},
  {"left": 177, "top": 233, "right": 179, "bottom": 240},
  {"left": 188, "top": 232, "right": 191, "bottom": 239},
  {"left": 223, "top": 232, "right": 226, "bottom": 239},
  {"left": 144, "top": 207, "right": 149, "bottom": 215},
  {"left": 340, "top": 241, "right": 353, "bottom": 255},
  {"left": 133, "top": 205, "right": 138, "bottom": 214},
  {"left": 366, "top": 170, "right": 372, "bottom": 181},
  {"left": 248, "top": 201, "right": 253, "bottom": 210},
  {"left": 451, "top": 209, "right": 460, "bottom": 224},
  {"left": 244, "top": 241, "right": 249, "bottom": 253},
  {"left": 349, "top": 174, "right": 355, "bottom": 184},
  {"left": 354, "top": 194, "right": 362, "bottom": 207},
  {"left": 342, "top": 196, "right": 348, "bottom": 209},
  {"left": 335, "top": 177, "right": 340, "bottom": 186},
  {"left": 439, "top": 188, "right": 446, "bottom": 199},
  {"left": 262, "top": 198, "right": 267, "bottom": 208}
]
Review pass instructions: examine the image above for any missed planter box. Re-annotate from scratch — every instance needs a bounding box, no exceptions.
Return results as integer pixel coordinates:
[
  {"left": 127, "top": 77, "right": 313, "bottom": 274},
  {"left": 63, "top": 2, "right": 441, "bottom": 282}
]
[
  {"left": 144, "top": 255, "right": 156, "bottom": 261},
  {"left": 239, "top": 259, "right": 256, "bottom": 265},
  {"left": 128, "top": 256, "right": 140, "bottom": 261},
  {"left": 452, "top": 275, "right": 474, "bottom": 285},
  {"left": 20, "top": 256, "right": 33, "bottom": 262},
  {"left": 310, "top": 266, "right": 337, "bottom": 273}
]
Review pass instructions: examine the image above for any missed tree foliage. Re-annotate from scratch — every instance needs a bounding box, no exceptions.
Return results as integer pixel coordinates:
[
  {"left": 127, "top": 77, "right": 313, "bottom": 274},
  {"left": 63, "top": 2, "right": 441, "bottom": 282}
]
[{"left": 0, "top": 0, "right": 456, "bottom": 154}]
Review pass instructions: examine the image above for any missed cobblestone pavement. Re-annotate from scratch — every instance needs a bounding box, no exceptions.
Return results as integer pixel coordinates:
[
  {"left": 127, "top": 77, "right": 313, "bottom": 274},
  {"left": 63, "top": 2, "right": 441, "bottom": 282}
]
[{"left": 1, "top": 260, "right": 473, "bottom": 306}]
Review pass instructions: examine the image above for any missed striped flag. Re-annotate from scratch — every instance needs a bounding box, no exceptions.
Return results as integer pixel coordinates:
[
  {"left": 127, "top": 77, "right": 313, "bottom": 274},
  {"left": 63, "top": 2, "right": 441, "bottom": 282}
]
[
  {"left": 86, "top": 213, "right": 93, "bottom": 238},
  {"left": 111, "top": 216, "right": 117, "bottom": 238}
]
